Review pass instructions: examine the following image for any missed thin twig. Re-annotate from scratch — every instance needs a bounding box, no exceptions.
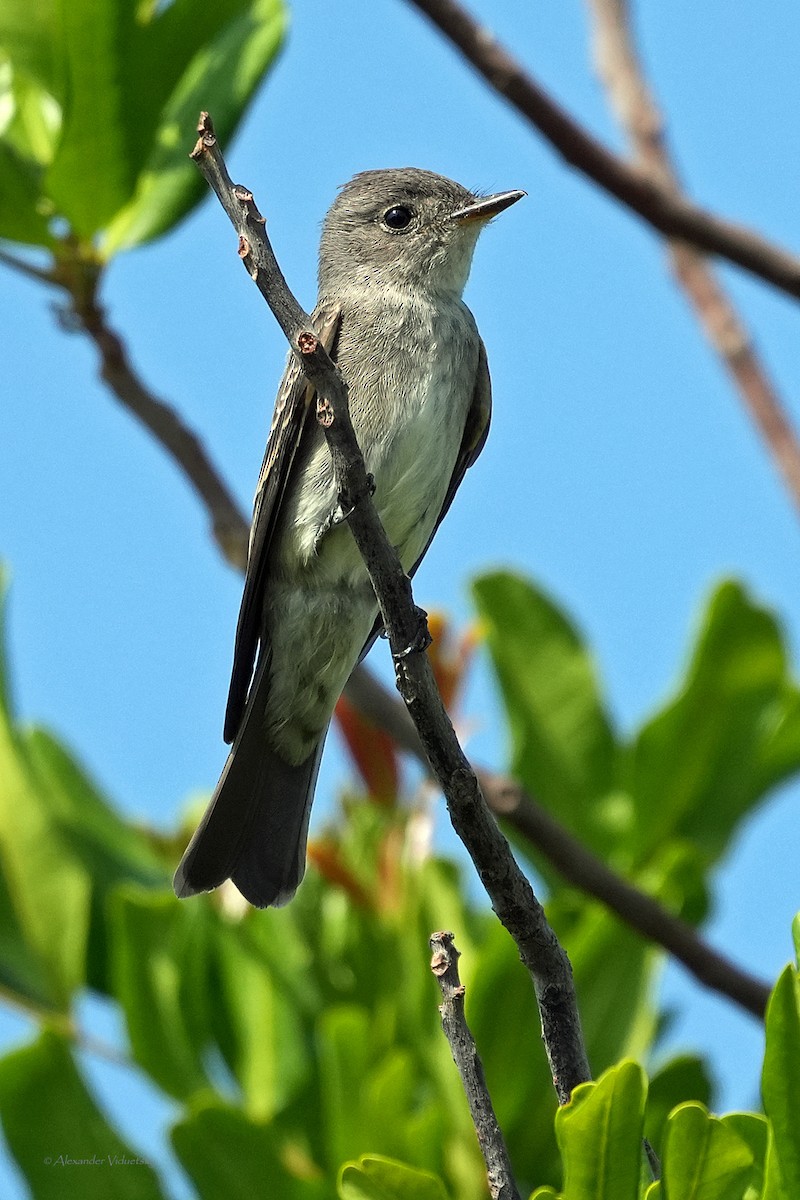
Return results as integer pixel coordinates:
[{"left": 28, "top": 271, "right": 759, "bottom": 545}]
[
  {"left": 344, "top": 665, "right": 770, "bottom": 1019},
  {"left": 0, "top": 243, "right": 251, "bottom": 571},
  {"left": 405, "top": 0, "right": 800, "bottom": 303},
  {"left": 585, "top": 0, "right": 800, "bottom": 512},
  {"left": 430, "top": 932, "right": 521, "bottom": 1200},
  {"left": 192, "top": 111, "right": 591, "bottom": 1103},
  {"left": 0, "top": 985, "right": 131, "bottom": 1068},
  {"left": 0, "top": 246, "right": 54, "bottom": 284},
  {"left": 69, "top": 274, "right": 250, "bottom": 571}
]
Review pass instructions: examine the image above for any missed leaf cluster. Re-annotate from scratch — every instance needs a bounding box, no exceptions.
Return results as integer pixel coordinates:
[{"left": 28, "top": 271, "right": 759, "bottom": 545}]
[{"left": 0, "top": 567, "right": 798, "bottom": 1198}]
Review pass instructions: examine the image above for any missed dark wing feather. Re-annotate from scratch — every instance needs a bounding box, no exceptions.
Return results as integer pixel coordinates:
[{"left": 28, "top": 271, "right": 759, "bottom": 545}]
[
  {"left": 358, "top": 334, "right": 492, "bottom": 661},
  {"left": 224, "top": 306, "right": 342, "bottom": 742}
]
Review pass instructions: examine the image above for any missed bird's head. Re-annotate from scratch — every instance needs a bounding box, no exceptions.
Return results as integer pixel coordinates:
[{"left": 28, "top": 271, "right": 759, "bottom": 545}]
[{"left": 319, "top": 167, "right": 524, "bottom": 299}]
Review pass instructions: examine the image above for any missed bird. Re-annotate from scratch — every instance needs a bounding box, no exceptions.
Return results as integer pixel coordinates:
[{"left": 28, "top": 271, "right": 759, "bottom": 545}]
[{"left": 174, "top": 167, "right": 524, "bottom": 907}]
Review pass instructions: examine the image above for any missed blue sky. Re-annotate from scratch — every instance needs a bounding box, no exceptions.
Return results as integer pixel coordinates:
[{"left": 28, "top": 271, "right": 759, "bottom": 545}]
[{"left": 2, "top": 0, "right": 799, "bottom": 1193}]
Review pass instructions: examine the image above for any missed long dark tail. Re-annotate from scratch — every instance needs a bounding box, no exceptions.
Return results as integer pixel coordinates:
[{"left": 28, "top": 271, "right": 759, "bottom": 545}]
[{"left": 173, "top": 661, "right": 325, "bottom": 908}]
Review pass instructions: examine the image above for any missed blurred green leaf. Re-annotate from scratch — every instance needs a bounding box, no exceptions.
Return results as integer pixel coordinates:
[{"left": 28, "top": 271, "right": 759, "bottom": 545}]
[
  {"left": 721, "top": 1114, "right": 768, "bottom": 1200},
  {"left": 762, "top": 1126, "right": 788, "bottom": 1200},
  {"left": 554, "top": 1061, "right": 646, "bottom": 1200},
  {"left": 472, "top": 571, "right": 617, "bottom": 843},
  {"left": 0, "top": 1029, "right": 165, "bottom": 1199},
  {"left": 42, "top": 0, "right": 138, "bottom": 233},
  {"left": 0, "top": 571, "right": 90, "bottom": 1007},
  {"left": 24, "top": 727, "right": 167, "bottom": 994},
  {"left": 110, "top": 886, "right": 212, "bottom": 1098},
  {"left": 172, "top": 1099, "right": 328, "bottom": 1200},
  {"left": 212, "top": 913, "right": 309, "bottom": 1120},
  {"left": 25, "top": 728, "right": 165, "bottom": 889},
  {"left": 660, "top": 1102, "right": 753, "bottom": 1200},
  {"left": 0, "top": 138, "right": 52, "bottom": 244},
  {"left": 645, "top": 1055, "right": 714, "bottom": 1157},
  {"left": 103, "top": 0, "right": 286, "bottom": 253},
  {"left": 317, "top": 1006, "right": 386, "bottom": 1170},
  {"left": 0, "top": 60, "right": 61, "bottom": 163},
  {"left": 762, "top": 965, "right": 800, "bottom": 1197},
  {"left": 338, "top": 1155, "right": 450, "bottom": 1200},
  {"left": 625, "top": 582, "right": 800, "bottom": 863},
  {"left": 0, "top": 0, "right": 285, "bottom": 250}
]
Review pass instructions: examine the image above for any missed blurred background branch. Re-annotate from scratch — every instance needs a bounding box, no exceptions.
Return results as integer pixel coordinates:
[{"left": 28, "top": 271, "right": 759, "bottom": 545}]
[
  {"left": 584, "top": 0, "right": 800, "bottom": 512},
  {"left": 406, "top": 0, "right": 800, "bottom": 301}
]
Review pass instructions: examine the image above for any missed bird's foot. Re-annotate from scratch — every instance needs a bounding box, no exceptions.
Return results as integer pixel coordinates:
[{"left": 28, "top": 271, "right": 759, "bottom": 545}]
[
  {"left": 316, "top": 475, "right": 377, "bottom": 550},
  {"left": 337, "top": 474, "right": 376, "bottom": 522},
  {"left": 392, "top": 606, "right": 433, "bottom": 661}
]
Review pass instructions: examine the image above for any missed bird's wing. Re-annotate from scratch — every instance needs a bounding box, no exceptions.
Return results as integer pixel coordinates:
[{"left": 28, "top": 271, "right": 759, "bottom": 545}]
[
  {"left": 224, "top": 305, "right": 342, "bottom": 743},
  {"left": 358, "top": 334, "right": 492, "bottom": 661}
]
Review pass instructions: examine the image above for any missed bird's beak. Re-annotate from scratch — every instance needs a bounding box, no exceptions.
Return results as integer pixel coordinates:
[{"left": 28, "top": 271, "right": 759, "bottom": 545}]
[{"left": 449, "top": 189, "right": 526, "bottom": 223}]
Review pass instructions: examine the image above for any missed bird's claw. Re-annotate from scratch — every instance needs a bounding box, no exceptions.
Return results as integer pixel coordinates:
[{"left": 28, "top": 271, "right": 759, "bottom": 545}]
[
  {"left": 337, "top": 473, "right": 376, "bottom": 522},
  {"left": 315, "top": 475, "right": 377, "bottom": 551},
  {"left": 393, "top": 606, "right": 433, "bottom": 661}
]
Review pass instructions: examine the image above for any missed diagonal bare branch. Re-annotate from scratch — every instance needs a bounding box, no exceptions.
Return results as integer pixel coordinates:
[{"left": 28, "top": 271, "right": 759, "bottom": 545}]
[{"left": 192, "top": 110, "right": 591, "bottom": 1104}]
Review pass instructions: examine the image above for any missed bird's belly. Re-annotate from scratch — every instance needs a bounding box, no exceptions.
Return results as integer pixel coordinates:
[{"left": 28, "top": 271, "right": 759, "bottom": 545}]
[{"left": 263, "top": 581, "right": 376, "bottom": 763}]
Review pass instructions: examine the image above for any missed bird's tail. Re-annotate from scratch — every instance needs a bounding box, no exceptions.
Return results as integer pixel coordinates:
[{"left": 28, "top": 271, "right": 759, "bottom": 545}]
[{"left": 173, "top": 661, "right": 325, "bottom": 908}]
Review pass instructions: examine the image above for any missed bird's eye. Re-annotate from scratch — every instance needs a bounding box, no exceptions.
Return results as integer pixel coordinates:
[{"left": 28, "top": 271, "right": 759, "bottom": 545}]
[{"left": 382, "top": 205, "right": 414, "bottom": 230}]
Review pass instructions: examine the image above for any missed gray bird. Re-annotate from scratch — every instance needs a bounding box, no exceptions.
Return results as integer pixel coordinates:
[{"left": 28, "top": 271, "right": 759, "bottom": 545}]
[{"left": 174, "top": 168, "right": 524, "bottom": 907}]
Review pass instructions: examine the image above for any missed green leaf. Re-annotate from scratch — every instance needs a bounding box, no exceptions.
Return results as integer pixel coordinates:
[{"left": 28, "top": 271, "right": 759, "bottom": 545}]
[
  {"left": 110, "top": 886, "right": 212, "bottom": 1099},
  {"left": 762, "top": 965, "right": 800, "bottom": 1197},
  {"left": 0, "top": 0, "right": 285, "bottom": 250},
  {"left": 172, "top": 1100, "right": 328, "bottom": 1200},
  {"left": 0, "top": 1, "right": 67, "bottom": 103},
  {"left": 317, "top": 1007, "right": 385, "bottom": 1170},
  {"left": 0, "top": 135, "right": 53, "bottom": 245},
  {"left": 0, "top": 1029, "right": 165, "bottom": 1199},
  {"left": 0, "top": 572, "right": 90, "bottom": 1006},
  {"left": 660, "top": 1103, "right": 753, "bottom": 1200},
  {"left": 792, "top": 913, "right": 800, "bottom": 967},
  {"left": 24, "top": 727, "right": 167, "bottom": 994},
  {"left": 211, "top": 913, "right": 309, "bottom": 1120},
  {"left": 338, "top": 1155, "right": 450, "bottom": 1200},
  {"left": 554, "top": 1060, "right": 646, "bottom": 1200},
  {"left": 103, "top": 0, "right": 286, "bottom": 253},
  {"left": 472, "top": 571, "right": 617, "bottom": 842},
  {"left": 0, "top": 60, "right": 61, "bottom": 163},
  {"left": 25, "top": 728, "right": 165, "bottom": 888},
  {"left": 762, "top": 1126, "right": 787, "bottom": 1200},
  {"left": 720, "top": 1114, "right": 768, "bottom": 1199},
  {"left": 0, "top": 860, "right": 55, "bottom": 1005},
  {"left": 626, "top": 582, "right": 800, "bottom": 864},
  {"left": 645, "top": 1055, "right": 713, "bottom": 1156}
]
